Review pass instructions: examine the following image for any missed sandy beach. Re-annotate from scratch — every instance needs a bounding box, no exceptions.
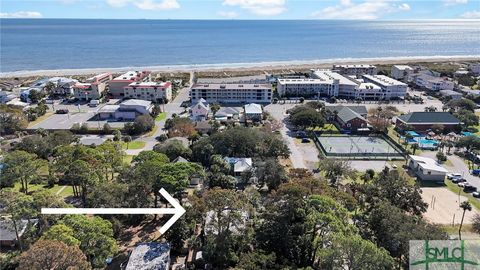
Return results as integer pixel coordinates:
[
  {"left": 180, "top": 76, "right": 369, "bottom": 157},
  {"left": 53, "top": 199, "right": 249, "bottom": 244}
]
[{"left": 1, "top": 55, "right": 479, "bottom": 79}]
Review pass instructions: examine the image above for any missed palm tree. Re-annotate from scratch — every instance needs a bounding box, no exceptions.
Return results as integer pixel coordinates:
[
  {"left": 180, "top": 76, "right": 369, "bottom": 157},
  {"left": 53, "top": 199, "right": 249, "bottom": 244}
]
[{"left": 459, "top": 201, "right": 472, "bottom": 240}]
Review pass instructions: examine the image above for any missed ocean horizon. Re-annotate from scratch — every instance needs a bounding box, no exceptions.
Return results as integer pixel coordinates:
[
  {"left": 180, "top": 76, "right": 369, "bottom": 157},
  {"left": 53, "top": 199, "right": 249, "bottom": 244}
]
[{"left": 1, "top": 19, "right": 479, "bottom": 73}]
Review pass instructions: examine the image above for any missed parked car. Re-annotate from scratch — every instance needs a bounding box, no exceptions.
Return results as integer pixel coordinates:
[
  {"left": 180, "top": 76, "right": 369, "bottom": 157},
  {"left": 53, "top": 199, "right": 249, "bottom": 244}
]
[
  {"left": 447, "top": 173, "right": 462, "bottom": 180},
  {"left": 301, "top": 138, "right": 310, "bottom": 143},
  {"left": 452, "top": 177, "right": 467, "bottom": 184},
  {"left": 471, "top": 169, "right": 480, "bottom": 176},
  {"left": 457, "top": 182, "right": 467, "bottom": 188},
  {"left": 89, "top": 99, "right": 100, "bottom": 107},
  {"left": 473, "top": 191, "right": 480, "bottom": 198},
  {"left": 296, "top": 131, "right": 307, "bottom": 138},
  {"left": 55, "top": 109, "right": 69, "bottom": 114},
  {"left": 463, "top": 184, "right": 477, "bottom": 193}
]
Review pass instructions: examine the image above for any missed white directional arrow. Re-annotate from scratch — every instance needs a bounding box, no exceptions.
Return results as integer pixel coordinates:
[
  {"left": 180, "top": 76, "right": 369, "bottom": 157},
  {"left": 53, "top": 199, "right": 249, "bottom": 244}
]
[{"left": 41, "top": 188, "right": 186, "bottom": 234}]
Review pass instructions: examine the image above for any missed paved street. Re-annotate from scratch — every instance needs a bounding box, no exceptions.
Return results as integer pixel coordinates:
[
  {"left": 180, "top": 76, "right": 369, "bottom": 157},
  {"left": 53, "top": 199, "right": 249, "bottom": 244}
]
[{"left": 420, "top": 150, "right": 480, "bottom": 191}]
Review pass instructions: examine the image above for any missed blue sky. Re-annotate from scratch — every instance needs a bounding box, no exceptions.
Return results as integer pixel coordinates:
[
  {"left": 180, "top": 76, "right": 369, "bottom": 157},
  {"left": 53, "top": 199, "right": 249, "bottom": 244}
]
[{"left": 1, "top": 0, "right": 480, "bottom": 19}]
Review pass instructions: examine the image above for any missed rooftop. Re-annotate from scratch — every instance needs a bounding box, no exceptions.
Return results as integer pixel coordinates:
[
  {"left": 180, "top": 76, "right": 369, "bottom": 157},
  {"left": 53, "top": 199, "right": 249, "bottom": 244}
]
[
  {"left": 125, "top": 243, "right": 170, "bottom": 270},
  {"left": 393, "top": 65, "right": 413, "bottom": 70},
  {"left": 196, "top": 75, "right": 267, "bottom": 84},
  {"left": 439, "top": 90, "right": 462, "bottom": 96},
  {"left": 244, "top": 103, "right": 263, "bottom": 114},
  {"left": 126, "top": 81, "right": 171, "bottom": 88},
  {"left": 112, "top": 71, "right": 150, "bottom": 82},
  {"left": 191, "top": 83, "right": 271, "bottom": 90},
  {"left": 120, "top": 99, "right": 152, "bottom": 107},
  {"left": 333, "top": 64, "right": 376, "bottom": 68},
  {"left": 326, "top": 105, "right": 368, "bottom": 116},
  {"left": 397, "top": 112, "right": 460, "bottom": 124},
  {"left": 224, "top": 157, "right": 253, "bottom": 173},
  {"left": 363, "top": 75, "right": 406, "bottom": 86},
  {"left": 358, "top": 82, "right": 381, "bottom": 91},
  {"left": 409, "top": 155, "right": 449, "bottom": 173},
  {"left": 312, "top": 69, "right": 358, "bottom": 86}
]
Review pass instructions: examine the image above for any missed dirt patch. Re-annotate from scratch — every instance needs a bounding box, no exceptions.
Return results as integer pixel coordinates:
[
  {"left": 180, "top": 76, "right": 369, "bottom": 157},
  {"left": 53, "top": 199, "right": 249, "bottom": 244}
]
[{"left": 421, "top": 187, "right": 479, "bottom": 225}]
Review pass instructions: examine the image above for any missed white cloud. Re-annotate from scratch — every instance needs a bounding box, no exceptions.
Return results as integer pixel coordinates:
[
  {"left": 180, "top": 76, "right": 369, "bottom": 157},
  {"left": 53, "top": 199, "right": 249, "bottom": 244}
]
[
  {"left": 223, "top": 0, "right": 286, "bottom": 16},
  {"left": 461, "top": 10, "right": 480, "bottom": 19},
  {"left": 218, "top": 11, "right": 239, "bottom": 18},
  {"left": 443, "top": 0, "right": 468, "bottom": 6},
  {"left": 312, "top": 0, "right": 411, "bottom": 20},
  {"left": 0, "top": 11, "right": 43, "bottom": 18},
  {"left": 107, "top": 0, "right": 179, "bottom": 10},
  {"left": 134, "top": 0, "right": 180, "bottom": 10}
]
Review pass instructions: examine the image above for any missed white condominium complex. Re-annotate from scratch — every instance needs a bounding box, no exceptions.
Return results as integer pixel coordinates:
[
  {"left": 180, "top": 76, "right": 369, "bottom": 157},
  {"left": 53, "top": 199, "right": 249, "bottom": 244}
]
[
  {"left": 123, "top": 81, "right": 172, "bottom": 102},
  {"left": 277, "top": 70, "right": 406, "bottom": 100},
  {"left": 276, "top": 69, "right": 357, "bottom": 98},
  {"left": 362, "top": 74, "right": 407, "bottom": 99},
  {"left": 332, "top": 64, "right": 377, "bottom": 77},
  {"left": 109, "top": 71, "right": 151, "bottom": 98},
  {"left": 414, "top": 74, "right": 454, "bottom": 91},
  {"left": 190, "top": 83, "right": 272, "bottom": 104}
]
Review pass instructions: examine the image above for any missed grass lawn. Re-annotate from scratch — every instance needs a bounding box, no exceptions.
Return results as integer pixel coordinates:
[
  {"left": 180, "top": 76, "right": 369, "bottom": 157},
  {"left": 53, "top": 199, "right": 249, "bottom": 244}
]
[
  {"left": 123, "top": 155, "right": 134, "bottom": 164},
  {"left": 155, "top": 112, "right": 167, "bottom": 121},
  {"left": 445, "top": 180, "right": 480, "bottom": 210},
  {"left": 12, "top": 182, "right": 74, "bottom": 197},
  {"left": 27, "top": 112, "right": 54, "bottom": 128},
  {"left": 121, "top": 141, "right": 146, "bottom": 150},
  {"left": 145, "top": 125, "right": 159, "bottom": 137}
]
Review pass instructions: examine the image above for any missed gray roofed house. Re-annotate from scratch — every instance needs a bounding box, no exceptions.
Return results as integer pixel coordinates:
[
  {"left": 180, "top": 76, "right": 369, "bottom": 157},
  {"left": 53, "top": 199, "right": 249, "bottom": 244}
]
[
  {"left": 215, "top": 107, "right": 241, "bottom": 121},
  {"left": 397, "top": 112, "right": 460, "bottom": 124},
  {"left": 125, "top": 242, "right": 171, "bottom": 270},
  {"left": 395, "top": 112, "right": 461, "bottom": 133},
  {"left": 173, "top": 156, "right": 189, "bottom": 163},
  {"left": 224, "top": 157, "right": 253, "bottom": 176},
  {"left": 0, "top": 219, "right": 38, "bottom": 247},
  {"left": 439, "top": 90, "right": 463, "bottom": 100},
  {"left": 326, "top": 105, "right": 368, "bottom": 117},
  {"left": 336, "top": 107, "right": 366, "bottom": 123}
]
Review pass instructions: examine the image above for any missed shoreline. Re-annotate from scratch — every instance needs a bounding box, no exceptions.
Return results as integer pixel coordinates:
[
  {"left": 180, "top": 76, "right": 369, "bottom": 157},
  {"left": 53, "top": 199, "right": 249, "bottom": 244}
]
[{"left": 1, "top": 55, "right": 479, "bottom": 78}]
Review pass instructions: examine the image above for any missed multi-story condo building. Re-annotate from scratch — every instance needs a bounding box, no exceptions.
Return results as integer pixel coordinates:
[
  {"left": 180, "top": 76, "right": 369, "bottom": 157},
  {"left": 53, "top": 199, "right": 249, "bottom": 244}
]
[
  {"left": 391, "top": 65, "right": 413, "bottom": 80},
  {"left": 414, "top": 74, "right": 454, "bottom": 91},
  {"left": 109, "top": 71, "right": 151, "bottom": 98},
  {"left": 276, "top": 70, "right": 356, "bottom": 98},
  {"left": 190, "top": 83, "right": 272, "bottom": 104},
  {"left": 332, "top": 64, "right": 377, "bottom": 77},
  {"left": 123, "top": 81, "right": 172, "bottom": 102},
  {"left": 72, "top": 73, "right": 112, "bottom": 100},
  {"left": 276, "top": 78, "right": 337, "bottom": 97},
  {"left": 362, "top": 74, "right": 407, "bottom": 99},
  {"left": 356, "top": 83, "right": 383, "bottom": 100}
]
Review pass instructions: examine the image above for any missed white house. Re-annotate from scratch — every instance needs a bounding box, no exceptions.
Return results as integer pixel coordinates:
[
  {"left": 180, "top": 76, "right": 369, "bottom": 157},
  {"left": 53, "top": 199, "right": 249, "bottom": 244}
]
[
  {"left": 408, "top": 155, "right": 448, "bottom": 182},
  {"left": 125, "top": 243, "right": 170, "bottom": 270},
  {"left": 224, "top": 157, "right": 253, "bottom": 177},
  {"left": 244, "top": 103, "right": 263, "bottom": 121},
  {"left": 190, "top": 98, "right": 210, "bottom": 120}
]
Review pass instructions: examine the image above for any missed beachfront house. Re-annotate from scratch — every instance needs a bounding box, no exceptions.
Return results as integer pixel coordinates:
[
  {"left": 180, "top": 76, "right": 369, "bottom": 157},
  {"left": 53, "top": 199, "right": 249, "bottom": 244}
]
[
  {"left": 244, "top": 103, "right": 263, "bottom": 121},
  {"left": 414, "top": 74, "right": 454, "bottom": 91},
  {"left": 109, "top": 71, "right": 151, "bottom": 98},
  {"left": 408, "top": 155, "right": 448, "bottom": 182},
  {"left": 439, "top": 90, "right": 463, "bottom": 100},
  {"left": 395, "top": 112, "right": 461, "bottom": 133}
]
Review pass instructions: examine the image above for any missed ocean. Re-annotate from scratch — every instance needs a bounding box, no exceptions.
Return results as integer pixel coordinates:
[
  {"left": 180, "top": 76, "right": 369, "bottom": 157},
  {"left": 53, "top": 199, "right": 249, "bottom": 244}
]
[{"left": 1, "top": 19, "right": 479, "bottom": 73}]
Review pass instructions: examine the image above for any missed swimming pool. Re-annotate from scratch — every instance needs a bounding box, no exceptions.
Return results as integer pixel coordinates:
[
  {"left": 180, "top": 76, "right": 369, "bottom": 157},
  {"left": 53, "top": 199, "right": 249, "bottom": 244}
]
[{"left": 418, "top": 139, "right": 439, "bottom": 149}]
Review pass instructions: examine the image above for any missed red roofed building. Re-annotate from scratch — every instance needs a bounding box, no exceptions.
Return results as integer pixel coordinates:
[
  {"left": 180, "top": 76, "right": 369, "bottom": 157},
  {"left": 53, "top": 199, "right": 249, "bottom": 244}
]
[
  {"left": 73, "top": 72, "right": 112, "bottom": 100},
  {"left": 109, "top": 71, "right": 151, "bottom": 98},
  {"left": 123, "top": 81, "right": 172, "bottom": 103}
]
